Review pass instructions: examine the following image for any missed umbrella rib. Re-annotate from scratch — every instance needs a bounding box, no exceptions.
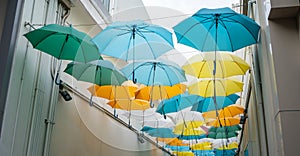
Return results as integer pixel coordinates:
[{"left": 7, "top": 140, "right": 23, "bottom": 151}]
[
  {"left": 218, "top": 19, "right": 235, "bottom": 51},
  {"left": 125, "top": 32, "right": 134, "bottom": 61},
  {"left": 139, "top": 27, "right": 173, "bottom": 46},
  {"left": 135, "top": 29, "right": 157, "bottom": 59},
  {"left": 197, "top": 61, "right": 207, "bottom": 78},
  {"left": 71, "top": 35, "right": 89, "bottom": 62},
  {"left": 201, "top": 21, "right": 216, "bottom": 51},
  {"left": 159, "top": 64, "right": 174, "bottom": 86}
]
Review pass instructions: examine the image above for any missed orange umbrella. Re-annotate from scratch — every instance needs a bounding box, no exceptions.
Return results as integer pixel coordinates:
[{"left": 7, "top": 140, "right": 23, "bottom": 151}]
[
  {"left": 88, "top": 80, "right": 138, "bottom": 100},
  {"left": 206, "top": 117, "right": 240, "bottom": 127},
  {"left": 203, "top": 104, "right": 245, "bottom": 119},
  {"left": 135, "top": 84, "right": 186, "bottom": 101},
  {"left": 157, "top": 138, "right": 188, "bottom": 146},
  {"left": 107, "top": 99, "right": 150, "bottom": 111}
]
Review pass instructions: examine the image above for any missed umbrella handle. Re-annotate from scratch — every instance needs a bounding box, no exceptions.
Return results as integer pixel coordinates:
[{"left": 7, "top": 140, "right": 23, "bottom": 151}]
[
  {"left": 89, "top": 96, "right": 93, "bottom": 106},
  {"left": 55, "top": 72, "right": 62, "bottom": 85}
]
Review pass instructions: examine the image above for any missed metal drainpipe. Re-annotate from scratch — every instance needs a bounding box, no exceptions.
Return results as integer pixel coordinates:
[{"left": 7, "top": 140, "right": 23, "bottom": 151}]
[{"left": 42, "top": 7, "right": 70, "bottom": 156}]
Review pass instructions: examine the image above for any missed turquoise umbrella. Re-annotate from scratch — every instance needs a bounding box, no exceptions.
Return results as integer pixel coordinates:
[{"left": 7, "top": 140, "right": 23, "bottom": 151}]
[
  {"left": 140, "top": 126, "right": 178, "bottom": 138},
  {"left": 63, "top": 60, "right": 127, "bottom": 86},
  {"left": 209, "top": 125, "right": 242, "bottom": 133},
  {"left": 156, "top": 94, "right": 204, "bottom": 116},
  {"left": 207, "top": 131, "right": 238, "bottom": 139},
  {"left": 92, "top": 20, "right": 173, "bottom": 61},
  {"left": 121, "top": 60, "right": 187, "bottom": 86},
  {"left": 191, "top": 94, "right": 240, "bottom": 113},
  {"left": 173, "top": 7, "right": 260, "bottom": 52},
  {"left": 24, "top": 24, "right": 102, "bottom": 63}
]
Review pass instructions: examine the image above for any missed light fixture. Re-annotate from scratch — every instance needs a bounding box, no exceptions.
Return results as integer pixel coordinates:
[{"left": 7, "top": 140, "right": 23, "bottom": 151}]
[{"left": 59, "top": 84, "right": 72, "bottom": 101}]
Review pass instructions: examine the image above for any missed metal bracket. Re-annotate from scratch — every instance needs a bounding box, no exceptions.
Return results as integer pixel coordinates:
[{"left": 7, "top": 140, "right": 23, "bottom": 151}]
[{"left": 44, "top": 119, "right": 55, "bottom": 125}]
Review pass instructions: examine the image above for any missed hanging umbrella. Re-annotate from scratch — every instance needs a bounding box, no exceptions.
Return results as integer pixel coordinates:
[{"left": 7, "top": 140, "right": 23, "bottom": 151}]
[
  {"left": 191, "top": 94, "right": 240, "bottom": 113},
  {"left": 215, "top": 149, "right": 237, "bottom": 156},
  {"left": 172, "top": 151, "right": 194, "bottom": 156},
  {"left": 156, "top": 94, "right": 203, "bottom": 117},
  {"left": 190, "top": 142, "right": 212, "bottom": 150},
  {"left": 92, "top": 20, "right": 173, "bottom": 61},
  {"left": 87, "top": 81, "right": 138, "bottom": 100},
  {"left": 24, "top": 24, "right": 102, "bottom": 63},
  {"left": 193, "top": 150, "right": 215, "bottom": 156},
  {"left": 166, "top": 145, "right": 190, "bottom": 152},
  {"left": 141, "top": 126, "right": 178, "bottom": 138},
  {"left": 217, "top": 142, "right": 239, "bottom": 150},
  {"left": 121, "top": 60, "right": 187, "bottom": 86},
  {"left": 207, "top": 117, "right": 240, "bottom": 127},
  {"left": 207, "top": 131, "right": 238, "bottom": 139},
  {"left": 157, "top": 138, "right": 188, "bottom": 146},
  {"left": 173, "top": 120, "right": 205, "bottom": 134},
  {"left": 64, "top": 60, "right": 127, "bottom": 86},
  {"left": 209, "top": 125, "right": 242, "bottom": 133},
  {"left": 107, "top": 99, "right": 150, "bottom": 111},
  {"left": 135, "top": 84, "right": 186, "bottom": 101},
  {"left": 143, "top": 118, "right": 175, "bottom": 129},
  {"left": 182, "top": 52, "right": 250, "bottom": 78},
  {"left": 203, "top": 104, "right": 245, "bottom": 119},
  {"left": 177, "top": 134, "right": 206, "bottom": 140},
  {"left": 188, "top": 79, "right": 244, "bottom": 97},
  {"left": 173, "top": 7, "right": 260, "bottom": 52}
]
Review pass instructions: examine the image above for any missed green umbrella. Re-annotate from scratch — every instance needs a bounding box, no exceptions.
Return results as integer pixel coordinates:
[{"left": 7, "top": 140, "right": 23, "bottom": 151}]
[
  {"left": 207, "top": 131, "right": 238, "bottom": 139},
  {"left": 208, "top": 125, "right": 242, "bottom": 133},
  {"left": 24, "top": 24, "right": 102, "bottom": 63},
  {"left": 63, "top": 60, "right": 127, "bottom": 86}
]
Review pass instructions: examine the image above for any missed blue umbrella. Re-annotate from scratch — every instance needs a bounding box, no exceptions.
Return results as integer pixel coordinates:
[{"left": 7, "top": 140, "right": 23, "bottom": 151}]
[
  {"left": 165, "top": 145, "right": 190, "bottom": 151},
  {"left": 191, "top": 94, "right": 240, "bottom": 113},
  {"left": 92, "top": 20, "right": 173, "bottom": 61},
  {"left": 121, "top": 60, "right": 187, "bottom": 86},
  {"left": 193, "top": 150, "right": 215, "bottom": 156},
  {"left": 141, "top": 126, "right": 178, "bottom": 138},
  {"left": 215, "top": 149, "right": 237, "bottom": 156},
  {"left": 156, "top": 94, "right": 204, "bottom": 116},
  {"left": 173, "top": 7, "right": 260, "bottom": 52}
]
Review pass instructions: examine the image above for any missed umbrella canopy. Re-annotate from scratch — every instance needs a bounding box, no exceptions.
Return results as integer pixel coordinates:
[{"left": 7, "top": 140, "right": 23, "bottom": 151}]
[
  {"left": 143, "top": 119, "right": 175, "bottom": 128},
  {"left": 135, "top": 84, "right": 186, "bottom": 101},
  {"left": 209, "top": 125, "right": 242, "bottom": 133},
  {"left": 217, "top": 142, "right": 239, "bottom": 150},
  {"left": 87, "top": 82, "right": 138, "bottom": 100},
  {"left": 92, "top": 20, "right": 173, "bottom": 61},
  {"left": 190, "top": 142, "right": 212, "bottom": 150},
  {"left": 24, "top": 24, "right": 101, "bottom": 63},
  {"left": 207, "top": 131, "right": 238, "bottom": 139},
  {"left": 177, "top": 134, "right": 206, "bottom": 140},
  {"left": 215, "top": 149, "right": 237, "bottom": 156},
  {"left": 166, "top": 146, "right": 190, "bottom": 152},
  {"left": 121, "top": 60, "right": 187, "bottom": 86},
  {"left": 64, "top": 60, "right": 127, "bottom": 86},
  {"left": 193, "top": 150, "right": 215, "bottom": 156},
  {"left": 141, "top": 126, "right": 178, "bottom": 138},
  {"left": 157, "top": 138, "right": 188, "bottom": 146},
  {"left": 172, "top": 151, "right": 194, "bottom": 156},
  {"left": 182, "top": 52, "right": 250, "bottom": 78},
  {"left": 173, "top": 121, "right": 205, "bottom": 134},
  {"left": 191, "top": 94, "right": 240, "bottom": 113},
  {"left": 156, "top": 94, "right": 203, "bottom": 115},
  {"left": 107, "top": 99, "right": 150, "bottom": 111},
  {"left": 173, "top": 7, "right": 260, "bottom": 52},
  {"left": 188, "top": 79, "right": 244, "bottom": 97},
  {"left": 207, "top": 117, "right": 240, "bottom": 127},
  {"left": 203, "top": 104, "right": 245, "bottom": 119}
]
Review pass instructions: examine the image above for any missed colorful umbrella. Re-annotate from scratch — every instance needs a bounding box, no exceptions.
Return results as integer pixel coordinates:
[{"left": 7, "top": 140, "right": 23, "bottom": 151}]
[
  {"left": 156, "top": 94, "right": 203, "bottom": 116},
  {"left": 190, "top": 142, "right": 212, "bottom": 150},
  {"left": 188, "top": 79, "right": 244, "bottom": 97},
  {"left": 191, "top": 94, "right": 240, "bottom": 113},
  {"left": 157, "top": 138, "right": 187, "bottom": 146},
  {"left": 172, "top": 151, "right": 194, "bottom": 156},
  {"left": 121, "top": 60, "right": 187, "bottom": 86},
  {"left": 173, "top": 7, "right": 260, "bottom": 52},
  {"left": 24, "top": 24, "right": 101, "bottom": 63},
  {"left": 87, "top": 82, "right": 138, "bottom": 100},
  {"left": 207, "top": 131, "right": 238, "bottom": 139},
  {"left": 209, "top": 125, "right": 242, "bottom": 133},
  {"left": 166, "top": 145, "right": 190, "bottom": 152},
  {"left": 193, "top": 150, "right": 215, "bottom": 156},
  {"left": 203, "top": 104, "right": 245, "bottom": 119},
  {"left": 207, "top": 117, "right": 240, "bottom": 127},
  {"left": 135, "top": 84, "right": 186, "bottom": 101},
  {"left": 217, "top": 142, "right": 239, "bottom": 150},
  {"left": 107, "top": 99, "right": 150, "bottom": 111},
  {"left": 92, "top": 20, "right": 173, "bottom": 61},
  {"left": 141, "top": 126, "right": 178, "bottom": 138},
  {"left": 182, "top": 52, "right": 250, "bottom": 78},
  {"left": 64, "top": 60, "right": 127, "bottom": 86},
  {"left": 215, "top": 149, "right": 237, "bottom": 156}
]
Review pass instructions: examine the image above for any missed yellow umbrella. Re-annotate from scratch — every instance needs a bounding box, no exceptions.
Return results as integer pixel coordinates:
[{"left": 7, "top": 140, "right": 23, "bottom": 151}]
[
  {"left": 178, "top": 129, "right": 206, "bottom": 136},
  {"left": 135, "top": 84, "right": 186, "bottom": 101},
  {"left": 172, "top": 151, "right": 194, "bottom": 156},
  {"left": 206, "top": 117, "right": 240, "bottom": 127},
  {"left": 182, "top": 52, "right": 250, "bottom": 78},
  {"left": 173, "top": 121, "right": 205, "bottom": 134},
  {"left": 203, "top": 104, "right": 245, "bottom": 119},
  {"left": 217, "top": 142, "right": 239, "bottom": 150},
  {"left": 107, "top": 99, "right": 150, "bottom": 111},
  {"left": 188, "top": 79, "right": 244, "bottom": 97},
  {"left": 88, "top": 80, "right": 138, "bottom": 100},
  {"left": 190, "top": 142, "right": 212, "bottom": 150}
]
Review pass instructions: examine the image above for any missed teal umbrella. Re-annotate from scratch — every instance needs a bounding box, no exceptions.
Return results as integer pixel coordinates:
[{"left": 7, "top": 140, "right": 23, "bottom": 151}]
[
  {"left": 24, "top": 24, "right": 102, "bottom": 63},
  {"left": 209, "top": 125, "right": 242, "bottom": 133},
  {"left": 141, "top": 126, "right": 178, "bottom": 138},
  {"left": 63, "top": 60, "right": 127, "bottom": 86},
  {"left": 207, "top": 131, "right": 238, "bottom": 139}
]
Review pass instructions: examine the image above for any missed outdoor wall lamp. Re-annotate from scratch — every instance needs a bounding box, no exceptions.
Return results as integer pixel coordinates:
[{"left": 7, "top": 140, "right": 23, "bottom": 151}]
[{"left": 59, "top": 84, "right": 72, "bottom": 101}]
